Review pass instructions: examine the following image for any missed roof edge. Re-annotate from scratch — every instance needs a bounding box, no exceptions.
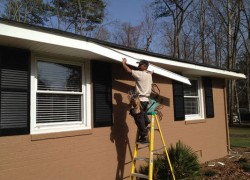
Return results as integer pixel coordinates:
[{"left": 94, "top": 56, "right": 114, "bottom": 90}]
[{"left": 0, "top": 18, "right": 246, "bottom": 77}]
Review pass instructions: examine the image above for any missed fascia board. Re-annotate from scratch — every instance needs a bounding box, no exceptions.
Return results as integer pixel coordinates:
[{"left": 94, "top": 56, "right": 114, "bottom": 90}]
[
  {"left": 0, "top": 23, "right": 191, "bottom": 85},
  {"left": 113, "top": 49, "right": 246, "bottom": 79},
  {"left": 0, "top": 22, "right": 246, "bottom": 80},
  {"left": 0, "top": 23, "right": 88, "bottom": 50},
  {"left": 86, "top": 43, "right": 191, "bottom": 85}
]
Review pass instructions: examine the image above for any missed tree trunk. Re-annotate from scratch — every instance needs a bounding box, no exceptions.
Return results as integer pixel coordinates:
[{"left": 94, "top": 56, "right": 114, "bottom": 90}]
[
  {"left": 227, "top": 0, "right": 234, "bottom": 126},
  {"left": 200, "top": 0, "right": 206, "bottom": 64},
  {"left": 247, "top": 55, "right": 250, "bottom": 111}
]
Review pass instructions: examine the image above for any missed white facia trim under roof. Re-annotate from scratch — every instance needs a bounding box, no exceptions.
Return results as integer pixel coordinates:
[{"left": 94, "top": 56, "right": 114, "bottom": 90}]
[
  {"left": 86, "top": 42, "right": 191, "bottom": 84},
  {"left": 0, "top": 21, "right": 246, "bottom": 81},
  {"left": 112, "top": 49, "right": 246, "bottom": 79},
  {"left": 0, "top": 22, "right": 191, "bottom": 85}
]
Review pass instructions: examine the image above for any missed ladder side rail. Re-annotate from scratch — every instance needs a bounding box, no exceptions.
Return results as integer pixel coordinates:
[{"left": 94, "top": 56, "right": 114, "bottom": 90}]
[
  {"left": 155, "top": 114, "right": 176, "bottom": 180},
  {"left": 148, "top": 115, "right": 155, "bottom": 180},
  {"left": 130, "top": 130, "right": 139, "bottom": 180}
]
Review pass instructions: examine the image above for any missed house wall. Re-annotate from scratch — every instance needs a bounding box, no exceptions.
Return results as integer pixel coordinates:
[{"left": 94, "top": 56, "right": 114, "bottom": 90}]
[
  {"left": 112, "top": 64, "right": 229, "bottom": 172},
  {"left": 0, "top": 62, "right": 228, "bottom": 180}
]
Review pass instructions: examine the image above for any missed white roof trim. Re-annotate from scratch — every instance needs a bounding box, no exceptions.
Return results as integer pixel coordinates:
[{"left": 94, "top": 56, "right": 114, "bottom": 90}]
[
  {"left": 0, "top": 22, "right": 246, "bottom": 81},
  {"left": 112, "top": 49, "right": 246, "bottom": 79},
  {"left": 86, "top": 43, "right": 191, "bottom": 84},
  {"left": 0, "top": 22, "right": 191, "bottom": 85}
]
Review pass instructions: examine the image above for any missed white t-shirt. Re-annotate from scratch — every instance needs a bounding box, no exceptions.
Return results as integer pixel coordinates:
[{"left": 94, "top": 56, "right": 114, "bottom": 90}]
[{"left": 132, "top": 70, "right": 152, "bottom": 102}]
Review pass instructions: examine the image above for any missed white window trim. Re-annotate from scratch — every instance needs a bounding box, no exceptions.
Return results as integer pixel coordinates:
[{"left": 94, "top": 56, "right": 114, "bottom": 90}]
[
  {"left": 184, "top": 78, "right": 204, "bottom": 120},
  {"left": 30, "top": 56, "right": 91, "bottom": 134}
]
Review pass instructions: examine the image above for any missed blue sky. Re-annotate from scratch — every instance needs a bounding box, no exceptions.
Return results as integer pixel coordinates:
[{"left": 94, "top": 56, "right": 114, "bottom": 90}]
[
  {"left": 0, "top": 0, "right": 151, "bottom": 26},
  {"left": 105, "top": 0, "right": 151, "bottom": 25}
]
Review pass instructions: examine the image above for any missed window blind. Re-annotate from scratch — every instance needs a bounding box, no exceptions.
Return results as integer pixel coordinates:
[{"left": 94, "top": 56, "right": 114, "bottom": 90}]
[
  {"left": 37, "top": 94, "right": 81, "bottom": 123},
  {"left": 36, "top": 61, "right": 82, "bottom": 124},
  {"left": 184, "top": 80, "right": 199, "bottom": 115}
]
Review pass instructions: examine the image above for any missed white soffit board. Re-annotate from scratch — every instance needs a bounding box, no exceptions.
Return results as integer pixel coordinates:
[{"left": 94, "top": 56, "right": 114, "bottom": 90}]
[{"left": 0, "top": 22, "right": 191, "bottom": 85}]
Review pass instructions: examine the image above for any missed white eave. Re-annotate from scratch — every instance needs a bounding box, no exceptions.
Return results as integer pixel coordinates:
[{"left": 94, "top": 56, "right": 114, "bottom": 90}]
[
  {"left": 0, "top": 20, "right": 246, "bottom": 81},
  {"left": 113, "top": 49, "right": 246, "bottom": 79}
]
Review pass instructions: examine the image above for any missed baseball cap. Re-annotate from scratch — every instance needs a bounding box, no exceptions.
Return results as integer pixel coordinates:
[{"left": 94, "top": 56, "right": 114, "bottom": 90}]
[{"left": 137, "top": 60, "right": 149, "bottom": 66}]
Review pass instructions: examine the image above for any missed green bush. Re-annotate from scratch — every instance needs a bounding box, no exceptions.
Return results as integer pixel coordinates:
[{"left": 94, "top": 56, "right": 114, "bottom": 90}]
[
  {"left": 140, "top": 140, "right": 200, "bottom": 179},
  {"left": 241, "top": 162, "right": 250, "bottom": 172},
  {"left": 238, "top": 157, "right": 248, "bottom": 163},
  {"left": 237, "top": 157, "right": 250, "bottom": 172},
  {"left": 203, "top": 169, "right": 218, "bottom": 177}
]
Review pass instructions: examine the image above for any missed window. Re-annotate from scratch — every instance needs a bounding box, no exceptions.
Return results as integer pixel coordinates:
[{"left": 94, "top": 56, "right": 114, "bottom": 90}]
[
  {"left": 173, "top": 77, "right": 213, "bottom": 121},
  {"left": 183, "top": 79, "right": 204, "bottom": 120},
  {"left": 31, "top": 58, "right": 91, "bottom": 134}
]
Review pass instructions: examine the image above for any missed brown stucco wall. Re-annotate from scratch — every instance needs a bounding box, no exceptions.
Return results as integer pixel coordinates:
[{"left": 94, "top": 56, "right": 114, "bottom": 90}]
[
  {"left": 112, "top": 64, "right": 229, "bottom": 176},
  {"left": 0, "top": 63, "right": 229, "bottom": 180}
]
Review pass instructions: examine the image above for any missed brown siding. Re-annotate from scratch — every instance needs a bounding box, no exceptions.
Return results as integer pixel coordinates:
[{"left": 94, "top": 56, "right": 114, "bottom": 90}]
[
  {"left": 0, "top": 64, "right": 229, "bottom": 180},
  {"left": 152, "top": 76, "right": 228, "bottom": 163}
]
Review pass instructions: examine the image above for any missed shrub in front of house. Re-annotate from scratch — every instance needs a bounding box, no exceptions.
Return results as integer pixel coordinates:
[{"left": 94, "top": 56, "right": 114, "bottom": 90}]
[
  {"left": 238, "top": 158, "right": 250, "bottom": 172},
  {"left": 140, "top": 140, "right": 200, "bottom": 179},
  {"left": 202, "top": 169, "right": 218, "bottom": 177}
]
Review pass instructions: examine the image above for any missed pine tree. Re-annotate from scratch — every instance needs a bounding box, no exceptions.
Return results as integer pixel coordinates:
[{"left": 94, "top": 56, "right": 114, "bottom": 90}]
[
  {"left": 50, "top": 0, "right": 105, "bottom": 34},
  {"left": 2, "top": 0, "right": 48, "bottom": 25}
]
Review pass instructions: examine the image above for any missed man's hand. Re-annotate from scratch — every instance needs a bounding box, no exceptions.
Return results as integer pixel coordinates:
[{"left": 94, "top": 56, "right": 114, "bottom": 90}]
[
  {"left": 122, "top": 57, "right": 132, "bottom": 73},
  {"left": 122, "top": 58, "right": 127, "bottom": 64}
]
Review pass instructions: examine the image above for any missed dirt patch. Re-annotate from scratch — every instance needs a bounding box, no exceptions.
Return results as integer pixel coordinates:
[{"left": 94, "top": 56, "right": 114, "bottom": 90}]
[{"left": 201, "top": 147, "right": 250, "bottom": 179}]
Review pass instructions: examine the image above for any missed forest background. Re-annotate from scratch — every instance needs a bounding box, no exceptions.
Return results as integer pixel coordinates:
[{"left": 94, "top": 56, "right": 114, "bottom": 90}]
[{"left": 0, "top": 0, "right": 249, "bottom": 125}]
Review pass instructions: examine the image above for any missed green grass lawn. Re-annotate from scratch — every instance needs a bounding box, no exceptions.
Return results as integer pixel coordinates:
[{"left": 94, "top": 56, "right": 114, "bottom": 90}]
[{"left": 229, "top": 127, "right": 250, "bottom": 147}]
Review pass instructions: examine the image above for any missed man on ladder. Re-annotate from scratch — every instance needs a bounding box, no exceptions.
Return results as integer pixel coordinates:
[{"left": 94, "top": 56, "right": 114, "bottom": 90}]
[
  {"left": 122, "top": 58, "right": 175, "bottom": 180},
  {"left": 122, "top": 58, "right": 152, "bottom": 143}
]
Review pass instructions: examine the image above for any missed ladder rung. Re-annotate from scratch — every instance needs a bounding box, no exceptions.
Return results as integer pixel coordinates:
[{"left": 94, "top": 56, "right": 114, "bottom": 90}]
[
  {"left": 130, "top": 113, "right": 176, "bottom": 180},
  {"left": 147, "top": 127, "right": 159, "bottom": 131},
  {"left": 136, "top": 142, "right": 150, "bottom": 145},
  {"left": 138, "top": 145, "right": 149, "bottom": 150},
  {"left": 134, "top": 157, "right": 149, "bottom": 161},
  {"left": 125, "top": 161, "right": 132, "bottom": 165},
  {"left": 153, "top": 147, "right": 164, "bottom": 152},
  {"left": 131, "top": 173, "right": 149, "bottom": 179},
  {"left": 154, "top": 153, "right": 165, "bottom": 156}
]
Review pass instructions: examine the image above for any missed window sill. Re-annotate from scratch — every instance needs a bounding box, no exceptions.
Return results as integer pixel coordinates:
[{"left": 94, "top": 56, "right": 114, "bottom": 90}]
[
  {"left": 31, "top": 129, "right": 93, "bottom": 141},
  {"left": 185, "top": 119, "right": 206, "bottom": 125}
]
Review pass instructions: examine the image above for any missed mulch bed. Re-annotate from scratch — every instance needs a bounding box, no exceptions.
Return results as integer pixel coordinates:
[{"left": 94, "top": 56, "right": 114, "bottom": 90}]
[{"left": 201, "top": 147, "right": 250, "bottom": 179}]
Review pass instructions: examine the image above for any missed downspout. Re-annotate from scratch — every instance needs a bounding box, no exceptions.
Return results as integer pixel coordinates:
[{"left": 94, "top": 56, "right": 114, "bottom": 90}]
[{"left": 224, "top": 80, "right": 230, "bottom": 153}]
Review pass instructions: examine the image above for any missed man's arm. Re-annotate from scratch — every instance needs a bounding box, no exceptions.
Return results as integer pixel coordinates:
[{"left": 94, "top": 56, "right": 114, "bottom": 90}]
[{"left": 122, "top": 58, "right": 132, "bottom": 73}]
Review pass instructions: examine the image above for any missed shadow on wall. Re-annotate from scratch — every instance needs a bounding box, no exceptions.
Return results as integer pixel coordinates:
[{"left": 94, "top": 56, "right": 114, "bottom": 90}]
[
  {"left": 110, "top": 66, "right": 171, "bottom": 179},
  {"left": 110, "top": 93, "right": 133, "bottom": 180}
]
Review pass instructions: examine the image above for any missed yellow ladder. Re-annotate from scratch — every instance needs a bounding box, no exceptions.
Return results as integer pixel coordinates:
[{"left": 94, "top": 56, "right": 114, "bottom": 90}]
[{"left": 130, "top": 112, "right": 176, "bottom": 180}]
